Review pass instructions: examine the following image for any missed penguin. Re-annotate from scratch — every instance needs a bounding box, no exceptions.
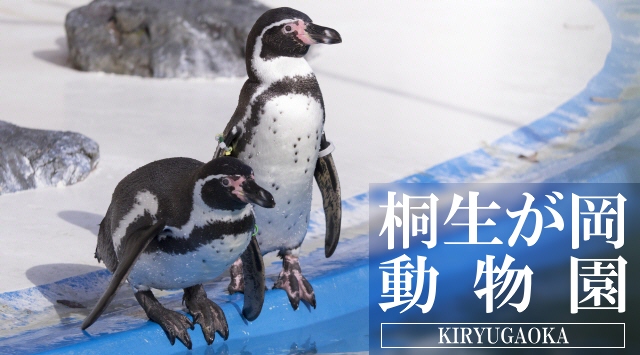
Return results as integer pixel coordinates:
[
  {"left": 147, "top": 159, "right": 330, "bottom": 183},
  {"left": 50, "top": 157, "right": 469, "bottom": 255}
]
[
  {"left": 81, "top": 156, "right": 275, "bottom": 349},
  {"left": 214, "top": 7, "right": 342, "bottom": 310}
]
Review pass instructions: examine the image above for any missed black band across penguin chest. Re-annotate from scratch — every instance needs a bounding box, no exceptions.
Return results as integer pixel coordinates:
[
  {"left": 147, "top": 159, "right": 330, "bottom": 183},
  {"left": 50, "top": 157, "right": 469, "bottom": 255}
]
[
  {"left": 127, "top": 213, "right": 255, "bottom": 291},
  {"left": 235, "top": 75, "right": 324, "bottom": 154},
  {"left": 144, "top": 213, "right": 255, "bottom": 255}
]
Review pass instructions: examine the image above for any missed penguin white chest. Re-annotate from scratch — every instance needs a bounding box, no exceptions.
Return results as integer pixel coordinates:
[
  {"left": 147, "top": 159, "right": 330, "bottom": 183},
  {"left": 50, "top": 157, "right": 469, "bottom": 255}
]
[
  {"left": 129, "top": 231, "right": 252, "bottom": 291},
  {"left": 238, "top": 93, "right": 324, "bottom": 253},
  {"left": 126, "top": 204, "right": 255, "bottom": 291}
]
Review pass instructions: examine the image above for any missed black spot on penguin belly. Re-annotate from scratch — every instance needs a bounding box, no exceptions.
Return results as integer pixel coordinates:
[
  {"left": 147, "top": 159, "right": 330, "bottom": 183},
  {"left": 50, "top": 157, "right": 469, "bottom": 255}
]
[{"left": 144, "top": 214, "right": 255, "bottom": 255}]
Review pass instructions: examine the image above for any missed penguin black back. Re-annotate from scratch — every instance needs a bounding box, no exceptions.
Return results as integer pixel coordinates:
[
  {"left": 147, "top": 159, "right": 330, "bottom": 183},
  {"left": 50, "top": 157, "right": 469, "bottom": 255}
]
[
  {"left": 97, "top": 157, "right": 275, "bottom": 271},
  {"left": 97, "top": 158, "right": 201, "bottom": 272}
]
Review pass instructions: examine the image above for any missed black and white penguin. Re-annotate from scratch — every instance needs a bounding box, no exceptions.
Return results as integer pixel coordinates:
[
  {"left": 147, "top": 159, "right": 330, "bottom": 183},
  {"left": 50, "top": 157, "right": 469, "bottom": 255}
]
[
  {"left": 215, "top": 7, "right": 342, "bottom": 310},
  {"left": 82, "top": 157, "right": 275, "bottom": 349}
]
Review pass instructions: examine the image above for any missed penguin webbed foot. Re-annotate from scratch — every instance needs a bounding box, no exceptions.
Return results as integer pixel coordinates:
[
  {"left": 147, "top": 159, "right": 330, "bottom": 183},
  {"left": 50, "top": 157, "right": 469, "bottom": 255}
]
[
  {"left": 273, "top": 253, "right": 316, "bottom": 310},
  {"left": 183, "top": 284, "right": 229, "bottom": 345},
  {"left": 227, "top": 258, "right": 244, "bottom": 294},
  {"left": 135, "top": 290, "right": 194, "bottom": 349}
]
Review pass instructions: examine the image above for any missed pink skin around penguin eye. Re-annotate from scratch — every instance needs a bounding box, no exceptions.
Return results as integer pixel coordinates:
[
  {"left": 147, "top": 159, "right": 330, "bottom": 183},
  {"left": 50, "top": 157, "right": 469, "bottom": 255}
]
[
  {"left": 284, "top": 20, "right": 316, "bottom": 45},
  {"left": 228, "top": 176, "right": 248, "bottom": 201}
]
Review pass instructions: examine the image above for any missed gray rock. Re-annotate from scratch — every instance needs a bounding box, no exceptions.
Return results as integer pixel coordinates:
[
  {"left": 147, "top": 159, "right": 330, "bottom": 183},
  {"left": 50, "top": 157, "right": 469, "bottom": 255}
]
[
  {"left": 0, "top": 121, "right": 100, "bottom": 195},
  {"left": 65, "top": 0, "right": 270, "bottom": 78}
]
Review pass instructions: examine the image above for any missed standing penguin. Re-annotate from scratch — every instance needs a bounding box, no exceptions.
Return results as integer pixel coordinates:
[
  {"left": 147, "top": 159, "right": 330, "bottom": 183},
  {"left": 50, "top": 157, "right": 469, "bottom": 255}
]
[
  {"left": 215, "top": 7, "right": 342, "bottom": 310},
  {"left": 82, "top": 157, "right": 275, "bottom": 349}
]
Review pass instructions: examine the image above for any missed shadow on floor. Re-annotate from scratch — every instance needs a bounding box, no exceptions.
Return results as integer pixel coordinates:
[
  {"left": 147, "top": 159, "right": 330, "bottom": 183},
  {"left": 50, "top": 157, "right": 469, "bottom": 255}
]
[
  {"left": 26, "top": 263, "right": 103, "bottom": 287},
  {"left": 58, "top": 210, "right": 102, "bottom": 236},
  {"left": 22, "top": 263, "right": 142, "bottom": 329},
  {"left": 33, "top": 37, "right": 69, "bottom": 69}
]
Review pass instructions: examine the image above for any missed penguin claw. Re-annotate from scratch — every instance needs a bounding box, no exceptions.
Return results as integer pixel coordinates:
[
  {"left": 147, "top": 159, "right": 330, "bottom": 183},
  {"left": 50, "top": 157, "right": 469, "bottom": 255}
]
[
  {"left": 300, "top": 277, "right": 316, "bottom": 309},
  {"left": 273, "top": 254, "right": 316, "bottom": 310},
  {"left": 134, "top": 290, "right": 193, "bottom": 349},
  {"left": 176, "top": 327, "right": 193, "bottom": 350},
  {"left": 151, "top": 308, "right": 193, "bottom": 349},
  {"left": 184, "top": 284, "right": 230, "bottom": 344}
]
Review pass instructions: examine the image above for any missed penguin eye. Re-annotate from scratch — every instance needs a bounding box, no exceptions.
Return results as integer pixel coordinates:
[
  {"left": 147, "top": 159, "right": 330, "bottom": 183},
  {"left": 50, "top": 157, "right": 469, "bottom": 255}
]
[
  {"left": 283, "top": 24, "right": 295, "bottom": 34},
  {"left": 221, "top": 178, "right": 230, "bottom": 187}
]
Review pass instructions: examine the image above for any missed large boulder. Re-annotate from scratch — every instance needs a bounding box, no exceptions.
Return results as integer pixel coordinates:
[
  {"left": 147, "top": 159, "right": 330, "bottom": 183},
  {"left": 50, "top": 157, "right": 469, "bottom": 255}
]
[
  {"left": 65, "top": 0, "right": 269, "bottom": 78},
  {"left": 0, "top": 121, "right": 100, "bottom": 195}
]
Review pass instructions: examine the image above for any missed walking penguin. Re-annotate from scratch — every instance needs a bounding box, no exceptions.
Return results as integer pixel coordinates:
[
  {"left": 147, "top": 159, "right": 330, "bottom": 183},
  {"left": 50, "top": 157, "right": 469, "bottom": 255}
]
[
  {"left": 215, "top": 7, "right": 342, "bottom": 310},
  {"left": 82, "top": 157, "right": 275, "bottom": 349}
]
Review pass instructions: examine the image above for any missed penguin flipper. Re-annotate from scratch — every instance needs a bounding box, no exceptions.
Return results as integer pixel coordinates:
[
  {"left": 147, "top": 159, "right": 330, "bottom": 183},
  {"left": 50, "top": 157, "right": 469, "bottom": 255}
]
[
  {"left": 314, "top": 133, "right": 342, "bottom": 258},
  {"left": 240, "top": 235, "right": 265, "bottom": 321},
  {"left": 81, "top": 221, "right": 165, "bottom": 330}
]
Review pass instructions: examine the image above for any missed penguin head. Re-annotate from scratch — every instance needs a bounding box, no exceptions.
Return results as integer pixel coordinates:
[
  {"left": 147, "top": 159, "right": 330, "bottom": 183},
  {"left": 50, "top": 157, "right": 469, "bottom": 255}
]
[
  {"left": 247, "top": 7, "right": 342, "bottom": 62},
  {"left": 196, "top": 157, "right": 275, "bottom": 211}
]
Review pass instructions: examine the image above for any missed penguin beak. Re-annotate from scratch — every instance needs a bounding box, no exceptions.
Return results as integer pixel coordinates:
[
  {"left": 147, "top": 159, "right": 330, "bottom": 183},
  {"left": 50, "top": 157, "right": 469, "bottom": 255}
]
[
  {"left": 301, "top": 23, "right": 342, "bottom": 45},
  {"left": 240, "top": 179, "right": 276, "bottom": 209}
]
